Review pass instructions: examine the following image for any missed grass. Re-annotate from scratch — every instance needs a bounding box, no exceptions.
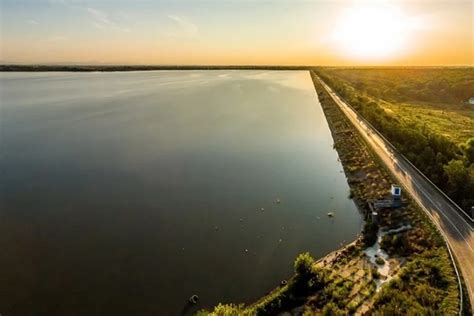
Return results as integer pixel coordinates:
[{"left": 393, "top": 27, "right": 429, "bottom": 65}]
[
  {"left": 379, "top": 100, "right": 473, "bottom": 145},
  {"left": 315, "top": 66, "right": 474, "bottom": 146},
  {"left": 316, "top": 67, "right": 474, "bottom": 105}
]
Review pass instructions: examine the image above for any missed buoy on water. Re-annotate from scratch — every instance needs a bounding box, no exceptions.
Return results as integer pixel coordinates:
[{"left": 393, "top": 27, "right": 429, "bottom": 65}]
[
  {"left": 327, "top": 212, "right": 335, "bottom": 217},
  {"left": 189, "top": 294, "right": 199, "bottom": 304}
]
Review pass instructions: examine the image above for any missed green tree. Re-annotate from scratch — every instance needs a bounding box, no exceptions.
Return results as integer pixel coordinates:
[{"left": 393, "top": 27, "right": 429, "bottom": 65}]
[
  {"left": 443, "top": 159, "right": 469, "bottom": 198},
  {"left": 461, "top": 138, "right": 474, "bottom": 165},
  {"left": 294, "top": 252, "right": 314, "bottom": 277}
]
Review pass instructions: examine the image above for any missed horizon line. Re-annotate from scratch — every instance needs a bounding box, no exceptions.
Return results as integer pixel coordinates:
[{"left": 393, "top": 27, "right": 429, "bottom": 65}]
[{"left": 1, "top": 64, "right": 473, "bottom": 71}]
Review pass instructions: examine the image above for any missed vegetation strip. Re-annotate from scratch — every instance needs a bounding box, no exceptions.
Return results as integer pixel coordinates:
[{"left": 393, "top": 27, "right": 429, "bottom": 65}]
[
  {"left": 311, "top": 71, "right": 461, "bottom": 315},
  {"left": 314, "top": 72, "right": 466, "bottom": 315}
]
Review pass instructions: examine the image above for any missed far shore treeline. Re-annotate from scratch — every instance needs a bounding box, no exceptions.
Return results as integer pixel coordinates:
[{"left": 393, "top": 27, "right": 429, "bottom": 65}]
[
  {"left": 0, "top": 65, "right": 312, "bottom": 72},
  {"left": 1, "top": 65, "right": 473, "bottom": 72}
]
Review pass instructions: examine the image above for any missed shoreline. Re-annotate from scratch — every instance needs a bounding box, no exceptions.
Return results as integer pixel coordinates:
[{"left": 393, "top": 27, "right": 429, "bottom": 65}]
[
  {"left": 237, "top": 70, "right": 380, "bottom": 312},
  {"left": 200, "top": 71, "right": 400, "bottom": 314},
  {"left": 198, "top": 70, "right": 461, "bottom": 315}
]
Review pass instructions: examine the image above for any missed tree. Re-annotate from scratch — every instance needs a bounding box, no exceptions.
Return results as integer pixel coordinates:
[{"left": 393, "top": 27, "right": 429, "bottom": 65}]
[
  {"left": 293, "top": 252, "right": 317, "bottom": 295},
  {"left": 461, "top": 138, "right": 474, "bottom": 165},
  {"left": 294, "top": 252, "right": 314, "bottom": 277},
  {"left": 362, "top": 221, "right": 378, "bottom": 247},
  {"left": 443, "top": 159, "right": 469, "bottom": 198}
]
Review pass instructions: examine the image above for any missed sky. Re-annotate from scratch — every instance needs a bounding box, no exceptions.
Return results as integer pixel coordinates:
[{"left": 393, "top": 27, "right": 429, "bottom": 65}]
[{"left": 0, "top": 0, "right": 472, "bottom": 66}]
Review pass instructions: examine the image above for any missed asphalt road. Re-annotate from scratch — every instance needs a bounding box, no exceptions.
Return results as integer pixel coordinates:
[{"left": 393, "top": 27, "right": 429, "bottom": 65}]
[{"left": 316, "top": 75, "right": 474, "bottom": 314}]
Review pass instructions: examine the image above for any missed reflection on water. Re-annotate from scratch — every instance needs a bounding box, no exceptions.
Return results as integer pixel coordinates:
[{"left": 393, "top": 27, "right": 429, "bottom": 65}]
[{"left": 0, "top": 71, "right": 362, "bottom": 315}]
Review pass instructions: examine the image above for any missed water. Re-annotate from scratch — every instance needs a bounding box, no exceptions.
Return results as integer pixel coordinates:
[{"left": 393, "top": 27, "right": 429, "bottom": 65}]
[{"left": 0, "top": 71, "right": 362, "bottom": 315}]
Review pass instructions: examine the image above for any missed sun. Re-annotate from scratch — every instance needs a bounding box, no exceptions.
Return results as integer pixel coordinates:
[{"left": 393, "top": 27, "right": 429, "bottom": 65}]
[{"left": 332, "top": 4, "right": 412, "bottom": 60}]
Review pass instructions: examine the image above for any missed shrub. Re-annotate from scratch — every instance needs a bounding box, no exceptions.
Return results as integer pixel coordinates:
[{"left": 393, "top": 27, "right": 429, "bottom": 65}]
[
  {"left": 199, "top": 303, "right": 247, "bottom": 316},
  {"left": 375, "top": 257, "right": 385, "bottom": 265},
  {"left": 347, "top": 301, "right": 359, "bottom": 313},
  {"left": 372, "top": 267, "right": 380, "bottom": 279},
  {"left": 322, "top": 301, "right": 345, "bottom": 316},
  {"left": 362, "top": 220, "right": 379, "bottom": 247},
  {"left": 371, "top": 249, "right": 459, "bottom": 315},
  {"left": 293, "top": 252, "right": 328, "bottom": 296},
  {"left": 294, "top": 252, "right": 315, "bottom": 277}
]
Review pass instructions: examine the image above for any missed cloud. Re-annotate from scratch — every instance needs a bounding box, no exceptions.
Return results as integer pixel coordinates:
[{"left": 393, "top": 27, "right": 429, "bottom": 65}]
[
  {"left": 87, "top": 7, "right": 130, "bottom": 32},
  {"left": 28, "top": 20, "right": 39, "bottom": 25},
  {"left": 167, "top": 14, "right": 198, "bottom": 38}
]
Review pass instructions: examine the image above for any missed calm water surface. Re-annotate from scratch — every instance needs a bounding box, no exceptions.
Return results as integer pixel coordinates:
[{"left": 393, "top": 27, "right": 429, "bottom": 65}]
[{"left": 0, "top": 71, "right": 362, "bottom": 315}]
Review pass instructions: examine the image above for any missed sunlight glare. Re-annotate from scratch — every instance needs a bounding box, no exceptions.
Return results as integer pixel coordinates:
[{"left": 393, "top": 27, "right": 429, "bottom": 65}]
[{"left": 332, "top": 4, "right": 414, "bottom": 59}]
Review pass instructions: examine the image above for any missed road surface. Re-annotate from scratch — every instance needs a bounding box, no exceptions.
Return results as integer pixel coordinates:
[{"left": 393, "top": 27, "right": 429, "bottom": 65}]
[{"left": 315, "top": 74, "right": 474, "bottom": 314}]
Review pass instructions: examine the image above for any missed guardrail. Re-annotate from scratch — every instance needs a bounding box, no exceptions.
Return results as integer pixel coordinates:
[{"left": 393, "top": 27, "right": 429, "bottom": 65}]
[
  {"left": 316, "top": 75, "right": 473, "bottom": 223},
  {"left": 314, "top": 73, "right": 467, "bottom": 315}
]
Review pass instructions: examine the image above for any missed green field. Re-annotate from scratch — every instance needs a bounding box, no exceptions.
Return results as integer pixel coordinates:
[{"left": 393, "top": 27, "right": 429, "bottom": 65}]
[
  {"left": 318, "top": 67, "right": 474, "bottom": 104},
  {"left": 318, "top": 67, "right": 474, "bottom": 145},
  {"left": 379, "top": 100, "right": 473, "bottom": 145}
]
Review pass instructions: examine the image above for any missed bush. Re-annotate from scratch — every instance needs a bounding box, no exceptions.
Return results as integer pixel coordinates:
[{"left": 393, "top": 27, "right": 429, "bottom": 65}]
[
  {"left": 294, "top": 252, "right": 315, "bottom": 277},
  {"left": 371, "top": 249, "right": 459, "bottom": 315},
  {"left": 322, "top": 301, "right": 345, "bottom": 316},
  {"left": 375, "top": 257, "right": 385, "bottom": 265},
  {"left": 293, "top": 252, "right": 328, "bottom": 296},
  {"left": 198, "top": 303, "right": 248, "bottom": 316},
  {"left": 372, "top": 267, "right": 380, "bottom": 279},
  {"left": 362, "top": 221, "right": 379, "bottom": 247},
  {"left": 347, "top": 301, "right": 359, "bottom": 313}
]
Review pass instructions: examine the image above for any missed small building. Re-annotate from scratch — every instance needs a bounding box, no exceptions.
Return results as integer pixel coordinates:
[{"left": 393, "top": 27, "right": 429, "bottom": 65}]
[
  {"left": 391, "top": 185, "right": 402, "bottom": 200},
  {"left": 369, "top": 185, "right": 403, "bottom": 212},
  {"left": 371, "top": 211, "right": 379, "bottom": 223}
]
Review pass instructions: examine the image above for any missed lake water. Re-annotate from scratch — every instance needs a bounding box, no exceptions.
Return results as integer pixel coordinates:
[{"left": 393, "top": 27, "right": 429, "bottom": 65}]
[{"left": 0, "top": 71, "right": 362, "bottom": 315}]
